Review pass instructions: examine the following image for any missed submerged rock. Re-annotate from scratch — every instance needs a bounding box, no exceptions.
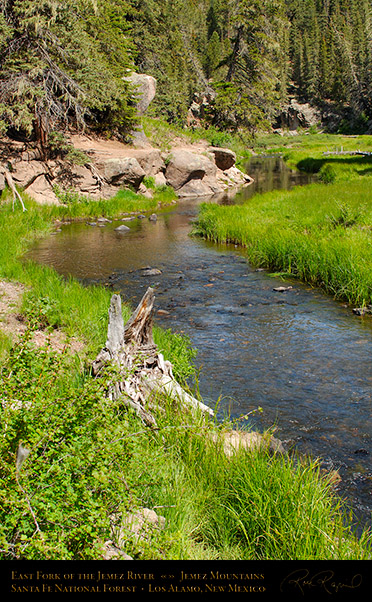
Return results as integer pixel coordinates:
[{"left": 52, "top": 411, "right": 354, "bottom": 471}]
[
  {"left": 353, "top": 306, "right": 372, "bottom": 316},
  {"left": 115, "top": 224, "right": 131, "bottom": 232},
  {"left": 273, "top": 286, "right": 293, "bottom": 292},
  {"left": 141, "top": 268, "right": 162, "bottom": 276}
]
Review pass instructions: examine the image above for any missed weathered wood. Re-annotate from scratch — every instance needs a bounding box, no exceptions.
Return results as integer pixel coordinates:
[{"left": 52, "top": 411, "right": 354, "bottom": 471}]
[
  {"left": 106, "top": 294, "right": 125, "bottom": 354},
  {"left": 123, "top": 287, "right": 155, "bottom": 347},
  {"left": 93, "top": 288, "right": 214, "bottom": 425},
  {"left": 4, "top": 170, "right": 27, "bottom": 212},
  {"left": 323, "top": 149, "right": 372, "bottom": 157}
]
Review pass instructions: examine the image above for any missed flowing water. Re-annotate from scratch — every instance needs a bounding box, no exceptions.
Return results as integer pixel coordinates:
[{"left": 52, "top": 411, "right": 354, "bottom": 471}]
[{"left": 27, "top": 157, "right": 372, "bottom": 531}]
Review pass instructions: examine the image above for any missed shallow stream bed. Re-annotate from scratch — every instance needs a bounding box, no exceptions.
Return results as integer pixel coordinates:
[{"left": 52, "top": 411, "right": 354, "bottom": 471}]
[{"left": 27, "top": 158, "right": 372, "bottom": 532}]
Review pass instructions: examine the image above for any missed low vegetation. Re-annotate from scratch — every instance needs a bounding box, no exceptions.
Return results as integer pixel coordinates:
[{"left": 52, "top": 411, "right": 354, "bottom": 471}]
[{"left": 253, "top": 132, "right": 372, "bottom": 183}]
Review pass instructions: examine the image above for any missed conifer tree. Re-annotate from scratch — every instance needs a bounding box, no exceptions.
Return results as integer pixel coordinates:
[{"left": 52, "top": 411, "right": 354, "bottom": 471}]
[
  {"left": 212, "top": 0, "right": 289, "bottom": 131},
  {"left": 0, "top": 0, "right": 136, "bottom": 148}
]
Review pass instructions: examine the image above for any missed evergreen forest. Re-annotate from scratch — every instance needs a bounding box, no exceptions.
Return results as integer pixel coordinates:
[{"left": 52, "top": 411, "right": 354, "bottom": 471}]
[{"left": 1, "top": 0, "right": 372, "bottom": 142}]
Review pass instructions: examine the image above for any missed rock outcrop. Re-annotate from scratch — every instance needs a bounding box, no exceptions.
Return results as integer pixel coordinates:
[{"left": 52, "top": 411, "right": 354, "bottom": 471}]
[
  {"left": 103, "top": 157, "right": 146, "bottom": 189},
  {"left": 0, "top": 68, "right": 253, "bottom": 205},
  {"left": 0, "top": 135, "right": 252, "bottom": 206},
  {"left": 276, "top": 98, "right": 321, "bottom": 131},
  {"left": 164, "top": 147, "right": 252, "bottom": 198},
  {"left": 124, "top": 72, "right": 157, "bottom": 148}
]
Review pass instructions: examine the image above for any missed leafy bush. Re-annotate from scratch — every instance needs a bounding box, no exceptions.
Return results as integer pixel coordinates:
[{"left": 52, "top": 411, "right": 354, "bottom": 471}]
[{"left": 0, "top": 333, "right": 138, "bottom": 559}]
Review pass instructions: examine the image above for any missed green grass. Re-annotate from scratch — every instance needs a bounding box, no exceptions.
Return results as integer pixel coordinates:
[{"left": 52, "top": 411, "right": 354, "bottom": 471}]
[
  {"left": 1, "top": 334, "right": 370, "bottom": 560},
  {"left": 1, "top": 181, "right": 371, "bottom": 561},
  {"left": 194, "top": 178, "right": 372, "bottom": 307}
]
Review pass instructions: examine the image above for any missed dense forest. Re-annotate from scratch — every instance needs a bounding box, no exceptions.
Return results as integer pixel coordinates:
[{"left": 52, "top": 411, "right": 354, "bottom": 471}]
[{"left": 0, "top": 0, "right": 371, "bottom": 143}]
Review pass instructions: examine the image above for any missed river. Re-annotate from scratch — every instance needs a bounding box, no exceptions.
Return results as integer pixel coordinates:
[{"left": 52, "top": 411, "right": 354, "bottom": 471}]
[{"left": 27, "top": 156, "right": 372, "bottom": 532}]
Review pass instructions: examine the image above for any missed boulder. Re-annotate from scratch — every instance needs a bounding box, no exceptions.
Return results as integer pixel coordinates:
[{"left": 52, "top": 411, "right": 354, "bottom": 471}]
[
  {"left": 164, "top": 149, "right": 216, "bottom": 191},
  {"left": 134, "top": 149, "right": 165, "bottom": 176},
  {"left": 67, "top": 164, "right": 99, "bottom": 194},
  {"left": 177, "top": 178, "right": 215, "bottom": 198},
  {"left": 124, "top": 72, "right": 157, "bottom": 115},
  {"left": 26, "top": 174, "right": 60, "bottom": 205},
  {"left": 212, "top": 430, "right": 285, "bottom": 457},
  {"left": 11, "top": 160, "right": 46, "bottom": 189},
  {"left": 103, "top": 157, "right": 145, "bottom": 189},
  {"left": 209, "top": 146, "right": 236, "bottom": 171},
  {"left": 111, "top": 508, "right": 165, "bottom": 550},
  {"left": 154, "top": 171, "right": 167, "bottom": 188},
  {"left": 278, "top": 98, "right": 320, "bottom": 131}
]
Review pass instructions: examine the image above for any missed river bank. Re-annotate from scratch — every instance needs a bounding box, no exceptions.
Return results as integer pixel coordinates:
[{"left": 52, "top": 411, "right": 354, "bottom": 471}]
[{"left": 1, "top": 176, "right": 372, "bottom": 560}]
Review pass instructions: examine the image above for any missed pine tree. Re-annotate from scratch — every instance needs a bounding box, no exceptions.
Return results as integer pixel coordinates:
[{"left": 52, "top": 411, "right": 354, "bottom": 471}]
[
  {"left": 0, "top": 0, "right": 136, "bottom": 148},
  {"left": 212, "top": 0, "right": 289, "bottom": 131}
]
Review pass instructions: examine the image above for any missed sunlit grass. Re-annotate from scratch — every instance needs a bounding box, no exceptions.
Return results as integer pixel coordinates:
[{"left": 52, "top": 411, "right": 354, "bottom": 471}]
[{"left": 253, "top": 132, "right": 372, "bottom": 183}]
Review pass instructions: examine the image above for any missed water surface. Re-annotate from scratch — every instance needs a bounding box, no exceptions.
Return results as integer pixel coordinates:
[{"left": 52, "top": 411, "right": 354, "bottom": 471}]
[{"left": 27, "top": 158, "right": 372, "bottom": 530}]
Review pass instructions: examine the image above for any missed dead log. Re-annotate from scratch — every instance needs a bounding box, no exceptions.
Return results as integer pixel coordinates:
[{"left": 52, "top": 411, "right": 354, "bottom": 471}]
[{"left": 92, "top": 289, "right": 214, "bottom": 427}]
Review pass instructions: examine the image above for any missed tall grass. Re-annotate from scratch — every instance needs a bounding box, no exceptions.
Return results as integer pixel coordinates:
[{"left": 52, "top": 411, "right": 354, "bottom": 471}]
[
  {"left": 195, "top": 179, "right": 372, "bottom": 307},
  {"left": 129, "top": 408, "right": 372, "bottom": 560}
]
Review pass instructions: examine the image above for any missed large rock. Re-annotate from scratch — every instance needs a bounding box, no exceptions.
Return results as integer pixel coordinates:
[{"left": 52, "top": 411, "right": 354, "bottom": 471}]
[
  {"left": 134, "top": 149, "right": 165, "bottom": 177},
  {"left": 26, "top": 174, "right": 60, "bottom": 205},
  {"left": 11, "top": 160, "right": 46, "bottom": 189},
  {"left": 209, "top": 146, "right": 236, "bottom": 171},
  {"left": 125, "top": 72, "right": 157, "bottom": 115},
  {"left": 164, "top": 149, "right": 216, "bottom": 191},
  {"left": 103, "top": 157, "right": 145, "bottom": 189},
  {"left": 64, "top": 164, "right": 99, "bottom": 195},
  {"left": 212, "top": 430, "right": 285, "bottom": 457},
  {"left": 177, "top": 178, "right": 216, "bottom": 198},
  {"left": 278, "top": 99, "right": 320, "bottom": 131},
  {"left": 110, "top": 508, "right": 165, "bottom": 550}
]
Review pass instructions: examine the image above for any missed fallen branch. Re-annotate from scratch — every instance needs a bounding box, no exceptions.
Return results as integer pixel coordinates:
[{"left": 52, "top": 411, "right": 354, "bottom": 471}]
[
  {"left": 93, "top": 289, "right": 214, "bottom": 427},
  {"left": 4, "top": 170, "right": 27, "bottom": 212},
  {"left": 322, "top": 149, "right": 372, "bottom": 157}
]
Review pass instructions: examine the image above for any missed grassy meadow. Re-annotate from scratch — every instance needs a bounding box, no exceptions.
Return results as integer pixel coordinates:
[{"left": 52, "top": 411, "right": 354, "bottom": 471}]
[{"left": 1, "top": 144, "right": 372, "bottom": 561}]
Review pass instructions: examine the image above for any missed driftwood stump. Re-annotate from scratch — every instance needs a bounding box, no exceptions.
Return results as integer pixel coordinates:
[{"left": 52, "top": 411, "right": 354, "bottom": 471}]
[{"left": 92, "top": 288, "right": 214, "bottom": 427}]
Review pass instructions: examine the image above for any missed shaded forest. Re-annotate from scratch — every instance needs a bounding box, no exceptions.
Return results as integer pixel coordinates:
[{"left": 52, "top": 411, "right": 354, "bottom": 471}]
[{"left": 0, "top": 0, "right": 371, "bottom": 143}]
